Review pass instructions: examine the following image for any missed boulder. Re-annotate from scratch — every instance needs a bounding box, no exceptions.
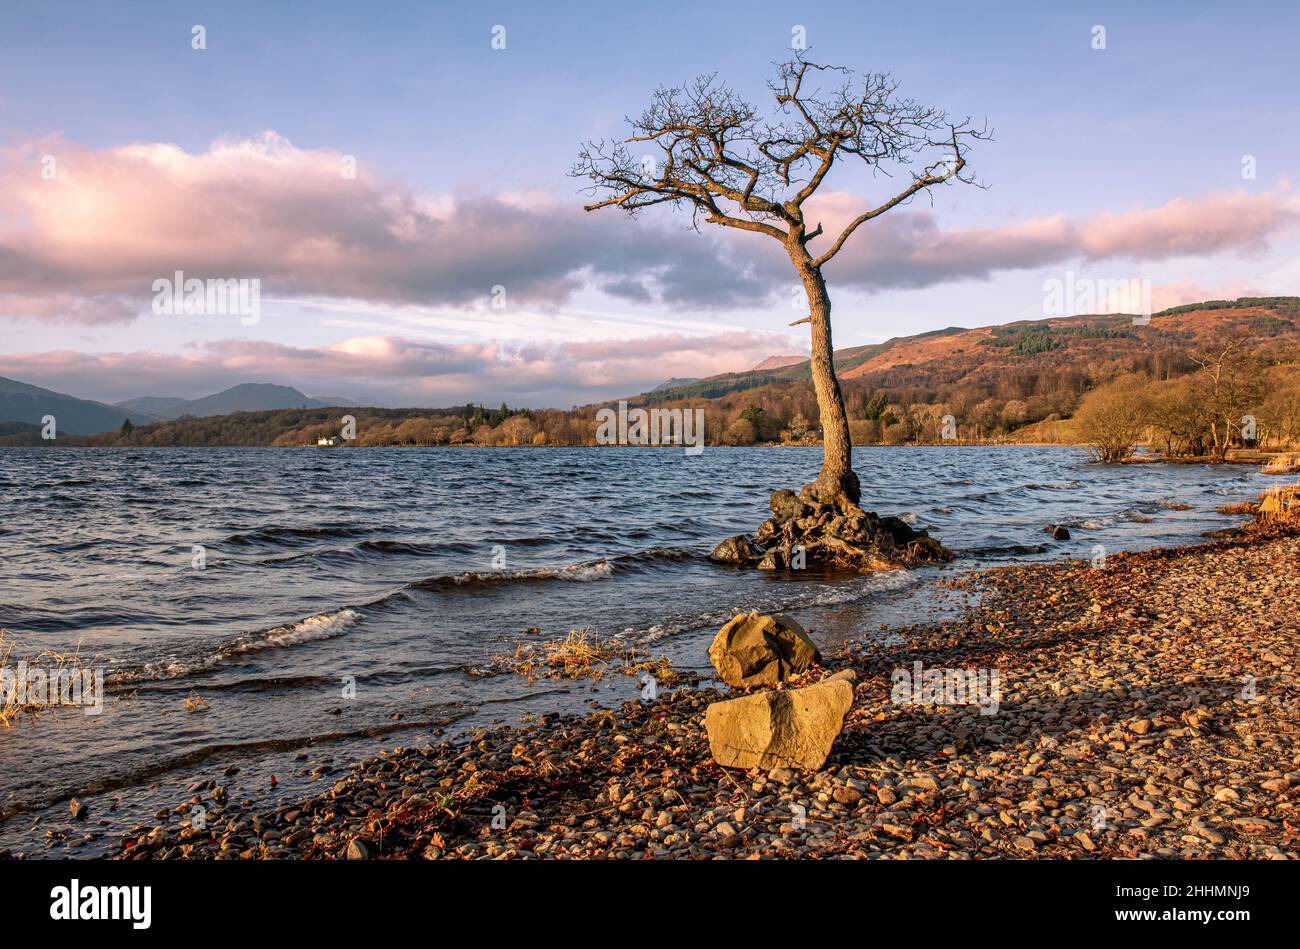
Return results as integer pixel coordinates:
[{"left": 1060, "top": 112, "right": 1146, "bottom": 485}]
[
  {"left": 705, "top": 671, "right": 856, "bottom": 770},
  {"left": 708, "top": 534, "right": 763, "bottom": 564},
  {"left": 1046, "top": 524, "right": 1071, "bottom": 540},
  {"left": 769, "top": 488, "right": 808, "bottom": 522},
  {"left": 708, "top": 612, "right": 822, "bottom": 687}
]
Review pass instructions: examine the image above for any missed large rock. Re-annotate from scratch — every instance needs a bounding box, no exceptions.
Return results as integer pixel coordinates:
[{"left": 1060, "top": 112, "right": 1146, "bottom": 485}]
[
  {"left": 769, "top": 488, "right": 808, "bottom": 522},
  {"left": 708, "top": 612, "right": 822, "bottom": 687},
  {"left": 705, "top": 671, "right": 856, "bottom": 770},
  {"left": 708, "top": 534, "right": 763, "bottom": 564}
]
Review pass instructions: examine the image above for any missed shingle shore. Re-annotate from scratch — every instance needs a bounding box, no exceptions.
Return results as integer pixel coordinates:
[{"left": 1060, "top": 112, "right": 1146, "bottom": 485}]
[{"left": 111, "top": 530, "right": 1300, "bottom": 860}]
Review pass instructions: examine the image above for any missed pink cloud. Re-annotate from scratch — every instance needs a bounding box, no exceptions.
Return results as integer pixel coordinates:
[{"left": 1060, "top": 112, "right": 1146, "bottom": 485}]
[
  {"left": 0, "top": 132, "right": 752, "bottom": 323},
  {"left": 801, "top": 187, "right": 1298, "bottom": 291},
  {"left": 1080, "top": 190, "right": 1300, "bottom": 260},
  {"left": 1149, "top": 280, "right": 1270, "bottom": 313},
  {"left": 0, "top": 133, "right": 1294, "bottom": 327}
]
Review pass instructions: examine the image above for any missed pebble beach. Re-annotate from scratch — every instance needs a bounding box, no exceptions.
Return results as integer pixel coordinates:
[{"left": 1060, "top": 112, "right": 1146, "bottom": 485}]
[{"left": 97, "top": 526, "right": 1300, "bottom": 861}]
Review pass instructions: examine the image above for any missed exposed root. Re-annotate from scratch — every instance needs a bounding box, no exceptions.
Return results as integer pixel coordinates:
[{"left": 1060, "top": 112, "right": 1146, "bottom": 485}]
[{"left": 711, "top": 483, "right": 953, "bottom": 573}]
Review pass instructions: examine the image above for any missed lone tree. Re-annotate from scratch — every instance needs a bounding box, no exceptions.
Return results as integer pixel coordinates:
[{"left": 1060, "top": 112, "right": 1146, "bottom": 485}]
[{"left": 575, "top": 56, "right": 988, "bottom": 509}]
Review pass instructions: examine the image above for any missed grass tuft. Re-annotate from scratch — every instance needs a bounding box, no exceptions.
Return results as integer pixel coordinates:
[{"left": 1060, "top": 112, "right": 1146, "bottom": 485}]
[{"left": 492, "top": 628, "right": 678, "bottom": 684}]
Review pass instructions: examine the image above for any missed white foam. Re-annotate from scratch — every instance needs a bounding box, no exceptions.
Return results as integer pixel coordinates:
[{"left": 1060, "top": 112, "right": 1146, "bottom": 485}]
[{"left": 117, "top": 608, "right": 360, "bottom": 683}]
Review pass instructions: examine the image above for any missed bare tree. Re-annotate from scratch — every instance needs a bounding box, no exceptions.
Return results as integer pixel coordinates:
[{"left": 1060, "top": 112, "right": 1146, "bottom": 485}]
[
  {"left": 1074, "top": 375, "right": 1150, "bottom": 463},
  {"left": 574, "top": 56, "right": 989, "bottom": 506},
  {"left": 1189, "top": 334, "right": 1265, "bottom": 460}
]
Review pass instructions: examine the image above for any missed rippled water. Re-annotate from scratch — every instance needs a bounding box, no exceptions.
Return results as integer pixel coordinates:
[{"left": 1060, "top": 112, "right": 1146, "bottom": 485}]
[{"left": 0, "top": 445, "right": 1268, "bottom": 853}]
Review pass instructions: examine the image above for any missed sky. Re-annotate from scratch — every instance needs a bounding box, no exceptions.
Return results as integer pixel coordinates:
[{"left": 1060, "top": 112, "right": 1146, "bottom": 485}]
[{"left": 1, "top": 0, "right": 1297, "bottom": 408}]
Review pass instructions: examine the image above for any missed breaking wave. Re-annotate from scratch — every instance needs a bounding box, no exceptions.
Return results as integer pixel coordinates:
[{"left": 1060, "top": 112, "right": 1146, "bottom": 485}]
[{"left": 111, "top": 608, "right": 361, "bottom": 685}]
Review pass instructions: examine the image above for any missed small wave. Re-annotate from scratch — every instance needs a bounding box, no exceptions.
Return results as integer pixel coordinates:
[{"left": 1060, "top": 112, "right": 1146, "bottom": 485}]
[
  {"left": 356, "top": 539, "right": 444, "bottom": 556},
  {"left": 406, "top": 547, "right": 694, "bottom": 592},
  {"left": 961, "top": 543, "right": 1051, "bottom": 557},
  {"left": 634, "top": 570, "right": 917, "bottom": 643},
  {"left": 111, "top": 608, "right": 360, "bottom": 684},
  {"left": 413, "top": 560, "right": 615, "bottom": 589},
  {"left": 261, "top": 538, "right": 467, "bottom": 565},
  {"left": 224, "top": 525, "right": 376, "bottom": 547},
  {"left": 1055, "top": 503, "right": 1169, "bottom": 531}
]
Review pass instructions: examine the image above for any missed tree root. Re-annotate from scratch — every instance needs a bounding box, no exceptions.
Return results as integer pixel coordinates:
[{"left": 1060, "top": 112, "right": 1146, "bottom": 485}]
[{"left": 710, "top": 482, "right": 953, "bottom": 573}]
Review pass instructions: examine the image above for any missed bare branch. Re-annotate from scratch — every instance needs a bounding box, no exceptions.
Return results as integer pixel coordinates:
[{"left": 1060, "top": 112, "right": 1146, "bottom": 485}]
[{"left": 573, "top": 54, "right": 990, "bottom": 264}]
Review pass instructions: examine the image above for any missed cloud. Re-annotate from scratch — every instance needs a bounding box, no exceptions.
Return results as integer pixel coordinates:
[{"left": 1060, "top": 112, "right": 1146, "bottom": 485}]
[
  {"left": 0, "top": 133, "right": 1293, "bottom": 331},
  {"left": 0, "top": 329, "right": 792, "bottom": 406},
  {"left": 802, "top": 187, "right": 1300, "bottom": 292},
  {"left": 1149, "top": 280, "right": 1269, "bottom": 313},
  {"left": 0, "top": 132, "right": 760, "bottom": 323},
  {"left": 1080, "top": 191, "right": 1298, "bottom": 260}
]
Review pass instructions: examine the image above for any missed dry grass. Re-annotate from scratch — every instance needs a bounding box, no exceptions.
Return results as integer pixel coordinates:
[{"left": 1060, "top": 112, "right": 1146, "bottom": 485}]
[
  {"left": 1257, "top": 484, "right": 1300, "bottom": 526},
  {"left": 1263, "top": 453, "right": 1300, "bottom": 475},
  {"left": 0, "top": 627, "right": 97, "bottom": 728},
  {"left": 493, "top": 628, "right": 678, "bottom": 684},
  {"left": 1218, "top": 500, "right": 1259, "bottom": 516}
]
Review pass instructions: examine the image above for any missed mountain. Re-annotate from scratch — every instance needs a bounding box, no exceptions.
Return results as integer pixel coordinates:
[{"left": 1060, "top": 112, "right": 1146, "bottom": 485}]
[
  {"left": 650, "top": 377, "right": 701, "bottom": 393},
  {"left": 119, "top": 383, "right": 335, "bottom": 419},
  {"left": 751, "top": 354, "right": 808, "bottom": 371},
  {"left": 309, "top": 394, "right": 361, "bottom": 407},
  {"left": 0, "top": 376, "right": 155, "bottom": 435},
  {"left": 175, "top": 383, "right": 327, "bottom": 417},
  {"left": 116, "top": 396, "right": 191, "bottom": 416},
  {"left": 641, "top": 298, "right": 1300, "bottom": 404}
]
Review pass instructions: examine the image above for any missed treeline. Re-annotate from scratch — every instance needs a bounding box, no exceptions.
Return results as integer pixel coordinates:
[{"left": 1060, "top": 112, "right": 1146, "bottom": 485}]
[
  {"left": 29, "top": 333, "right": 1300, "bottom": 453},
  {"left": 12, "top": 302, "right": 1300, "bottom": 452},
  {"left": 1073, "top": 333, "right": 1300, "bottom": 461}
]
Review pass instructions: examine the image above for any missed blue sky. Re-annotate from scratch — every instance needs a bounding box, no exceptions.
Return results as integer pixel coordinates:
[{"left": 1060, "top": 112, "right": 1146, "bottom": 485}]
[{"left": 1, "top": 0, "right": 1296, "bottom": 406}]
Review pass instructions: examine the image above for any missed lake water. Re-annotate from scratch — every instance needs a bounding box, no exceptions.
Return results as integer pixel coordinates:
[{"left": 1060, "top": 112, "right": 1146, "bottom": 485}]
[{"left": 0, "top": 445, "right": 1270, "bottom": 853}]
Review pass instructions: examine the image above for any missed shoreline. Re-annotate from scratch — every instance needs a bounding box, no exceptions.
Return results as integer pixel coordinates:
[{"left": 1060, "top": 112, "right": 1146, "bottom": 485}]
[{"left": 93, "top": 525, "right": 1299, "bottom": 861}]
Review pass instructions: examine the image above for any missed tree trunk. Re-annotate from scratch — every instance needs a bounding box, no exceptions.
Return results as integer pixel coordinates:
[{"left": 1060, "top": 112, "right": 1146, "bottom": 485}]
[{"left": 798, "top": 261, "right": 860, "bottom": 505}]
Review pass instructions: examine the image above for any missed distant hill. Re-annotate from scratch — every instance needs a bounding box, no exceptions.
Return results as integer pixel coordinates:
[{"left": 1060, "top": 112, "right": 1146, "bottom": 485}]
[
  {"left": 641, "top": 298, "right": 1300, "bottom": 404},
  {"left": 177, "top": 383, "right": 327, "bottom": 417},
  {"left": 117, "top": 383, "right": 337, "bottom": 419},
  {"left": 751, "top": 354, "right": 808, "bottom": 371},
  {"left": 116, "top": 395, "right": 191, "bottom": 416},
  {"left": 650, "top": 377, "right": 701, "bottom": 393},
  {"left": 0, "top": 376, "right": 154, "bottom": 436},
  {"left": 309, "top": 394, "right": 362, "bottom": 407}
]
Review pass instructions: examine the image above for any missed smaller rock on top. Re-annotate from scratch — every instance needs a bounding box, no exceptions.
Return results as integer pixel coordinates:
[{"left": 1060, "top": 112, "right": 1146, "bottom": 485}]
[{"left": 708, "top": 611, "right": 822, "bottom": 688}]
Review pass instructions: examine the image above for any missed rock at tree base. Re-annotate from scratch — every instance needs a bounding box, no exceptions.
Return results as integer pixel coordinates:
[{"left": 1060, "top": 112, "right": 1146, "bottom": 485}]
[
  {"left": 712, "top": 486, "right": 954, "bottom": 573},
  {"left": 708, "top": 612, "right": 822, "bottom": 687},
  {"left": 705, "top": 671, "right": 856, "bottom": 770},
  {"left": 708, "top": 534, "right": 764, "bottom": 564}
]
